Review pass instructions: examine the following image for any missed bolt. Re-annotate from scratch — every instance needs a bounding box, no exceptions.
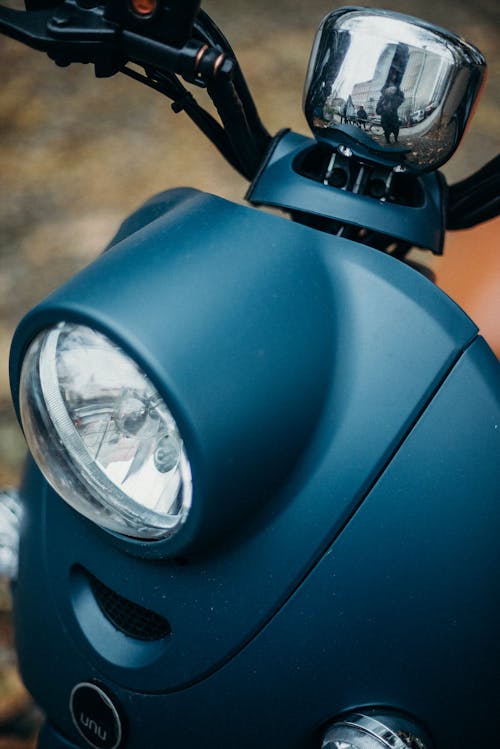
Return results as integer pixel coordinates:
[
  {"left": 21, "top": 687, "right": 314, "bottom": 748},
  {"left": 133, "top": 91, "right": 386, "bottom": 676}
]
[{"left": 51, "top": 14, "right": 71, "bottom": 27}]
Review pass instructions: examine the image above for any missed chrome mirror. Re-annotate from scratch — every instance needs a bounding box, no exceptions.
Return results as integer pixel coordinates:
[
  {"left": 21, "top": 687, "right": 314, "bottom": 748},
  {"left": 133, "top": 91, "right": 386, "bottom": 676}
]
[{"left": 304, "top": 7, "right": 486, "bottom": 172}]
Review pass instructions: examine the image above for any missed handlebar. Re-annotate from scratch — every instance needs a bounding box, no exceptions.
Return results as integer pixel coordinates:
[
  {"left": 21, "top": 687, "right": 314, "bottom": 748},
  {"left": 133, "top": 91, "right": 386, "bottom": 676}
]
[
  {"left": 0, "top": 0, "right": 231, "bottom": 81},
  {"left": 0, "top": 0, "right": 272, "bottom": 178}
]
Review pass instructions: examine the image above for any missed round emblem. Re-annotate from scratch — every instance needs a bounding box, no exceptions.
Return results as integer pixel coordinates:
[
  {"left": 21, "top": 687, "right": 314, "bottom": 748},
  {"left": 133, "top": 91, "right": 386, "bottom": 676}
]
[{"left": 69, "top": 682, "right": 123, "bottom": 749}]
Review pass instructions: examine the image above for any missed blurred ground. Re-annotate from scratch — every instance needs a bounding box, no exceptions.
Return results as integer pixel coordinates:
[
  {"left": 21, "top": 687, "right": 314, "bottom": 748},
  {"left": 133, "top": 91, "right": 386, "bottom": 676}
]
[{"left": 0, "top": 0, "right": 499, "bottom": 744}]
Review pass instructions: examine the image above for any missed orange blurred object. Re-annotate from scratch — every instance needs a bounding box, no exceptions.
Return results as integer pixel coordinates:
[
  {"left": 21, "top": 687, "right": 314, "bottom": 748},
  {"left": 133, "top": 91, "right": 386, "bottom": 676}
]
[
  {"left": 434, "top": 218, "right": 500, "bottom": 358},
  {"left": 130, "top": 0, "right": 157, "bottom": 16}
]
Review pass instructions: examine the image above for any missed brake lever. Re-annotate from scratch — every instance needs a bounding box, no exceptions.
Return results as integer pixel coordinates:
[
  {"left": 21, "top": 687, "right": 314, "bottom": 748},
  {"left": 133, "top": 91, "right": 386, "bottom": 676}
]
[
  {"left": 0, "top": 0, "right": 234, "bottom": 81},
  {"left": 0, "top": 2, "right": 119, "bottom": 73}
]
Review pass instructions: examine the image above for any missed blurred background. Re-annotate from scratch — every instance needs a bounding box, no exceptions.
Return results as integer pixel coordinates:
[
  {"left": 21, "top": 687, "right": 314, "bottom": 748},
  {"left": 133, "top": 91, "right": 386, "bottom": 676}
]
[{"left": 0, "top": 0, "right": 499, "bottom": 744}]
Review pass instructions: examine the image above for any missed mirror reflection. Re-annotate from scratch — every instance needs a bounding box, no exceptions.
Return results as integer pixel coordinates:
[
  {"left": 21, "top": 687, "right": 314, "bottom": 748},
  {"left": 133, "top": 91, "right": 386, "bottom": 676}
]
[{"left": 305, "top": 10, "right": 485, "bottom": 171}]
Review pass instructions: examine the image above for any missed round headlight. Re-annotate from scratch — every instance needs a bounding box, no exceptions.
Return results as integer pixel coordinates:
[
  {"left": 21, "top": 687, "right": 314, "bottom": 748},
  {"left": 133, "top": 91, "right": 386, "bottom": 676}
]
[{"left": 19, "top": 322, "right": 192, "bottom": 541}]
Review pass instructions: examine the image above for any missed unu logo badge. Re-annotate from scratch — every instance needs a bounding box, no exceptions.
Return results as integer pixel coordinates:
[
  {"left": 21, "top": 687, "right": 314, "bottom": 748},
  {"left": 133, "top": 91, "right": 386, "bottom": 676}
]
[{"left": 70, "top": 683, "right": 123, "bottom": 749}]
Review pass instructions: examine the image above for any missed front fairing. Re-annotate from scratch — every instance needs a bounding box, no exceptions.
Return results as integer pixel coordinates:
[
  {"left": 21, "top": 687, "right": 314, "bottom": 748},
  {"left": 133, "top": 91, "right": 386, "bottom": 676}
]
[{"left": 10, "top": 190, "right": 500, "bottom": 748}]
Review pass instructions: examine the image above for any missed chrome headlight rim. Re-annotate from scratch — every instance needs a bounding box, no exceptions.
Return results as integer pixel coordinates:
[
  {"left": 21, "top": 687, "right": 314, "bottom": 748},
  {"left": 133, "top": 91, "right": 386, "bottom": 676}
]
[{"left": 18, "top": 321, "right": 194, "bottom": 543}]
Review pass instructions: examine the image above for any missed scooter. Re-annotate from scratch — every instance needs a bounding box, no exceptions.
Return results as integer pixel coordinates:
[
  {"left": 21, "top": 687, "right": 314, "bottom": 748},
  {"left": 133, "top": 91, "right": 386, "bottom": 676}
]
[{"left": 0, "top": 2, "right": 499, "bottom": 748}]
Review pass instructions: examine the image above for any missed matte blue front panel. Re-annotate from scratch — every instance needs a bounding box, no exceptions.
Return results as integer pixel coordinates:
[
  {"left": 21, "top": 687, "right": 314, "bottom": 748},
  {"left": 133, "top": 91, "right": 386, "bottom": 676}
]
[
  {"left": 28, "top": 337, "right": 500, "bottom": 749},
  {"left": 10, "top": 191, "right": 497, "bottom": 749},
  {"left": 11, "top": 191, "right": 478, "bottom": 692}
]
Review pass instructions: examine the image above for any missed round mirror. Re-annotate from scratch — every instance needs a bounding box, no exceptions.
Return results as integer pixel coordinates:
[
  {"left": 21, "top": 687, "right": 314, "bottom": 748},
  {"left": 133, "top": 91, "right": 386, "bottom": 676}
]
[{"left": 304, "top": 8, "right": 486, "bottom": 171}]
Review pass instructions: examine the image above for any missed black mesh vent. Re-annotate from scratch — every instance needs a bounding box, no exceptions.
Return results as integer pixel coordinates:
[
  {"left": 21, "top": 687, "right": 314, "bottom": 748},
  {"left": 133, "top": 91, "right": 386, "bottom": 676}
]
[{"left": 88, "top": 572, "right": 171, "bottom": 642}]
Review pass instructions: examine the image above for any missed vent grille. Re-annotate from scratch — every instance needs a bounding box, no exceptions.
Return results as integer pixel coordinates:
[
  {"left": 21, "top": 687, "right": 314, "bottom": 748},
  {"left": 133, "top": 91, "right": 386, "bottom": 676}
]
[{"left": 88, "top": 573, "right": 171, "bottom": 642}]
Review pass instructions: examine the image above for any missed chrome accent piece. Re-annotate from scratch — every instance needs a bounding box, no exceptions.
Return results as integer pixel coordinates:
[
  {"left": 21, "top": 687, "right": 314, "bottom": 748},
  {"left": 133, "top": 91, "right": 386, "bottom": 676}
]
[
  {"left": 304, "top": 8, "right": 486, "bottom": 171},
  {"left": 340, "top": 715, "right": 409, "bottom": 748},
  {"left": 338, "top": 145, "right": 353, "bottom": 158},
  {"left": 69, "top": 682, "right": 122, "bottom": 749},
  {"left": 322, "top": 713, "right": 430, "bottom": 749},
  {"left": 0, "top": 488, "right": 22, "bottom": 581}
]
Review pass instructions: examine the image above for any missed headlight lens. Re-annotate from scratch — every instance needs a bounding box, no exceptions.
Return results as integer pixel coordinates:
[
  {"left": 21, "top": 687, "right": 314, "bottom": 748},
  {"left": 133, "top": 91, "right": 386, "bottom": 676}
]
[{"left": 19, "top": 322, "right": 192, "bottom": 540}]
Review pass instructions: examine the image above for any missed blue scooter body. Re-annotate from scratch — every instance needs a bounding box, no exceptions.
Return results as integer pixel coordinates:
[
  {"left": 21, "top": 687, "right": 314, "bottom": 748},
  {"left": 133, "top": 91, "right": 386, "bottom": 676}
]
[{"left": 9, "top": 185, "right": 500, "bottom": 748}]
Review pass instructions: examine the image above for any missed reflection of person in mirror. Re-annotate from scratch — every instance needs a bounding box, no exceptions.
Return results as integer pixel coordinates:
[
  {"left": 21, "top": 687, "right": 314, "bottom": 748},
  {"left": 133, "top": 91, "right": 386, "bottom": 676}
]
[
  {"left": 342, "top": 95, "right": 355, "bottom": 124},
  {"left": 376, "top": 85, "right": 404, "bottom": 143},
  {"left": 356, "top": 105, "right": 368, "bottom": 130}
]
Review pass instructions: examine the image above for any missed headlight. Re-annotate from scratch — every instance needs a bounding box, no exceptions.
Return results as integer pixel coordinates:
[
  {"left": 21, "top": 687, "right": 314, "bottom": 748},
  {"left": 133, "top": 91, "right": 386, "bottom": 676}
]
[{"left": 19, "top": 322, "right": 192, "bottom": 541}]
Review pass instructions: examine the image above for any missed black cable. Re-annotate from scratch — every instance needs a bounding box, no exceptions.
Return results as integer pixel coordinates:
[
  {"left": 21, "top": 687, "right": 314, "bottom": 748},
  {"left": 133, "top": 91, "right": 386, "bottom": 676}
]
[
  {"left": 121, "top": 66, "right": 248, "bottom": 177},
  {"left": 447, "top": 154, "right": 500, "bottom": 229},
  {"left": 448, "top": 194, "right": 500, "bottom": 230},
  {"left": 206, "top": 76, "right": 262, "bottom": 180},
  {"left": 191, "top": 14, "right": 265, "bottom": 178},
  {"left": 121, "top": 9, "right": 272, "bottom": 180},
  {"left": 194, "top": 10, "right": 272, "bottom": 155},
  {"left": 146, "top": 67, "right": 248, "bottom": 174}
]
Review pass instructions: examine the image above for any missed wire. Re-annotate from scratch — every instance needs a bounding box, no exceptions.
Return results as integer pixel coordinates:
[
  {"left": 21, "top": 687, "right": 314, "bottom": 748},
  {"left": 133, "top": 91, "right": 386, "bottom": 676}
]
[
  {"left": 121, "top": 65, "right": 248, "bottom": 177},
  {"left": 121, "top": 9, "right": 273, "bottom": 181},
  {"left": 206, "top": 75, "right": 261, "bottom": 179},
  {"left": 194, "top": 10, "right": 272, "bottom": 158},
  {"left": 194, "top": 11, "right": 272, "bottom": 180},
  {"left": 447, "top": 155, "right": 500, "bottom": 229}
]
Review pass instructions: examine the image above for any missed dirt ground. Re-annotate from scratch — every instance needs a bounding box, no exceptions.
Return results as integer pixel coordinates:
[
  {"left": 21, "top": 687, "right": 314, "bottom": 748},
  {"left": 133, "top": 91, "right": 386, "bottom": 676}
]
[{"left": 0, "top": 0, "right": 499, "bottom": 743}]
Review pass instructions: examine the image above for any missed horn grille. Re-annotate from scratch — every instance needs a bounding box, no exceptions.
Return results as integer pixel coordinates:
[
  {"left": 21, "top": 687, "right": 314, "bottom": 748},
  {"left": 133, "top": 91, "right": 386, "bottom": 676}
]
[{"left": 88, "top": 571, "right": 171, "bottom": 642}]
